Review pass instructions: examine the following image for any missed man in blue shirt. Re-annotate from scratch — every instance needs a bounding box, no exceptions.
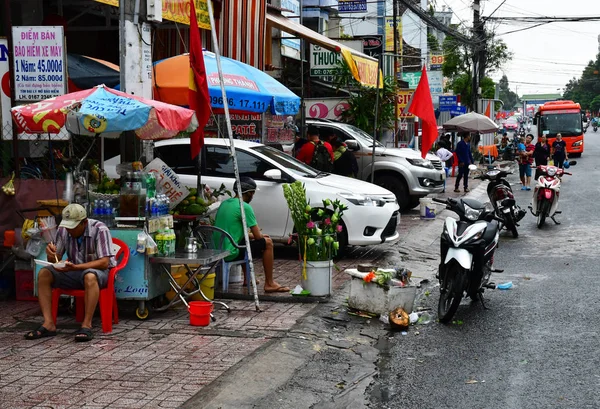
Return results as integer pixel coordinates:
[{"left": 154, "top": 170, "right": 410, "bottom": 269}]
[{"left": 454, "top": 132, "right": 474, "bottom": 193}]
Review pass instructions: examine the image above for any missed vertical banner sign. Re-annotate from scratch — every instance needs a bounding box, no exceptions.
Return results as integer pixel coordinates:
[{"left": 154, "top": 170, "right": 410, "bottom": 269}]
[
  {"left": 385, "top": 16, "right": 402, "bottom": 54},
  {"left": 0, "top": 38, "right": 12, "bottom": 141},
  {"left": 397, "top": 90, "right": 415, "bottom": 119},
  {"left": 427, "top": 70, "right": 443, "bottom": 105},
  {"left": 12, "top": 26, "right": 66, "bottom": 102}
]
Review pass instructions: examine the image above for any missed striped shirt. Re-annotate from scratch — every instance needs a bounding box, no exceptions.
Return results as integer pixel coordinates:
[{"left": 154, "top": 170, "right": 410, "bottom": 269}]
[{"left": 55, "top": 219, "right": 116, "bottom": 268}]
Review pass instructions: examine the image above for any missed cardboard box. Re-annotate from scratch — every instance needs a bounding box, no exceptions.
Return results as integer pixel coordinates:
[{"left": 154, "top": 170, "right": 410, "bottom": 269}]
[{"left": 36, "top": 199, "right": 69, "bottom": 218}]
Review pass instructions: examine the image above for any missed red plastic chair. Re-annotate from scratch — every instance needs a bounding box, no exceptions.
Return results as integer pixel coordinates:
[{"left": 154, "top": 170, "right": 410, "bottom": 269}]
[{"left": 51, "top": 238, "right": 130, "bottom": 333}]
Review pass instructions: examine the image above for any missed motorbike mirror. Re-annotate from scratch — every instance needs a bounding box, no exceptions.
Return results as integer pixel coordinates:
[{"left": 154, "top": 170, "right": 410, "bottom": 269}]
[{"left": 468, "top": 164, "right": 478, "bottom": 171}]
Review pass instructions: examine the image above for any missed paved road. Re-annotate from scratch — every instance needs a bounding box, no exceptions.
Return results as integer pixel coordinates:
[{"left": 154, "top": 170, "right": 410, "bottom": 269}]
[{"left": 371, "top": 129, "right": 600, "bottom": 409}]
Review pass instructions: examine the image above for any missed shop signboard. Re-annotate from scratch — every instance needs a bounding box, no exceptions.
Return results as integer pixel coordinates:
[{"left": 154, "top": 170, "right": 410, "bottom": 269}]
[
  {"left": 310, "top": 45, "right": 343, "bottom": 79},
  {"left": 397, "top": 90, "right": 415, "bottom": 119},
  {"left": 428, "top": 70, "right": 443, "bottom": 104},
  {"left": 429, "top": 54, "right": 444, "bottom": 70},
  {"left": 0, "top": 38, "right": 12, "bottom": 141},
  {"left": 95, "top": 0, "right": 211, "bottom": 29},
  {"left": 450, "top": 105, "right": 467, "bottom": 116},
  {"left": 11, "top": 26, "right": 66, "bottom": 102},
  {"left": 439, "top": 95, "right": 457, "bottom": 112},
  {"left": 265, "top": 113, "right": 296, "bottom": 145},
  {"left": 338, "top": 0, "right": 367, "bottom": 13},
  {"left": 144, "top": 158, "right": 189, "bottom": 209},
  {"left": 230, "top": 113, "right": 262, "bottom": 143},
  {"left": 306, "top": 98, "right": 349, "bottom": 121},
  {"left": 358, "top": 35, "right": 383, "bottom": 58},
  {"left": 402, "top": 72, "right": 421, "bottom": 89},
  {"left": 385, "top": 16, "right": 402, "bottom": 53},
  {"left": 281, "top": 0, "right": 301, "bottom": 60}
]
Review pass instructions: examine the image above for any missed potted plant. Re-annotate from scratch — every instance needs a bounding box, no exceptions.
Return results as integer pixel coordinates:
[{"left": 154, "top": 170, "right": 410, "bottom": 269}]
[{"left": 283, "top": 181, "right": 347, "bottom": 296}]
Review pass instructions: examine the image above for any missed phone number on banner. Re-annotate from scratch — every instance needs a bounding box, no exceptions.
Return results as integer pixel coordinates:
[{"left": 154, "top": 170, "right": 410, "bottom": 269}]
[{"left": 210, "top": 96, "right": 268, "bottom": 112}]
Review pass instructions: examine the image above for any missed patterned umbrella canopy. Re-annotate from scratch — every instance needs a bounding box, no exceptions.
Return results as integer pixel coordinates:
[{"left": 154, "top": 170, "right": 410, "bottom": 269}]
[{"left": 11, "top": 85, "right": 198, "bottom": 140}]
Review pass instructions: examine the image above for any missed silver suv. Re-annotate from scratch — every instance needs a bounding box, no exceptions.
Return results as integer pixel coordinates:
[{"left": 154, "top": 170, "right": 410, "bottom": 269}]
[{"left": 306, "top": 119, "right": 445, "bottom": 211}]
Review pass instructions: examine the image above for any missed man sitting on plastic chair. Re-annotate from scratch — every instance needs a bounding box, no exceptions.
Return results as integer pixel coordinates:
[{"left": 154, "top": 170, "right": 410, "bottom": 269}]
[
  {"left": 213, "top": 177, "right": 290, "bottom": 293},
  {"left": 25, "top": 204, "right": 116, "bottom": 342}
]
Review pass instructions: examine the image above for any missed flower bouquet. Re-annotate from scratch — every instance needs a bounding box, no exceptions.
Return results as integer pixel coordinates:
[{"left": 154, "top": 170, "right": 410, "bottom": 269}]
[{"left": 283, "top": 181, "right": 347, "bottom": 280}]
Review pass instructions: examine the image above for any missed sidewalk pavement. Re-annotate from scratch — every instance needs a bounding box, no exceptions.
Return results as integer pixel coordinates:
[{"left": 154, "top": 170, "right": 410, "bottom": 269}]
[{"left": 0, "top": 171, "right": 489, "bottom": 409}]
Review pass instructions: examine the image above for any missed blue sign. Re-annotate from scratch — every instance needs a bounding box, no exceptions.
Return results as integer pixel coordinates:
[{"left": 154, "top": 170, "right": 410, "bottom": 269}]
[
  {"left": 338, "top": 0, "right": 367, "bottom": 13},
  {"left": 450, "top": 105, "right": 467, "bottom": 116},
  {"left": 439, "top": 96, "right": 457, "bottom": 112}
]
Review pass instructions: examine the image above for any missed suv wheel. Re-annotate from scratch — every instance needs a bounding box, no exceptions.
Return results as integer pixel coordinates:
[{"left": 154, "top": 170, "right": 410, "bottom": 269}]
[{"left": 376, "top": 174, "right": 410, "bottom": 211}]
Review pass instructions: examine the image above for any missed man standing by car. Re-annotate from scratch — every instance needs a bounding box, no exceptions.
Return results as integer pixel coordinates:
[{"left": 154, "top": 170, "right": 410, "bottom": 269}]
[
  {"left": 454, "top": 132, "right": 474, "bottom": 193},
  {"left": 296, "top": 126, "right": 334, "bottom": 172},
  {"left": 214, "top": 177, "right": 290, "bottom": 293}
]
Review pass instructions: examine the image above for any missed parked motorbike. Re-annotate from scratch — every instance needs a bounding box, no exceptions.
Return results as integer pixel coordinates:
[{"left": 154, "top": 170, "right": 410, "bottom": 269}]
[
  {"left": 475, "top": 168, "right": 526, "bottom": 238},
  {"left": 593, "top": 122, "right": 598, "bottom": 132},
  {"left": 432, "top": 192, "right": 503, "bottom": 323},
  {"left": 528, "top": 163, "right": 575, "bottom": 228}
]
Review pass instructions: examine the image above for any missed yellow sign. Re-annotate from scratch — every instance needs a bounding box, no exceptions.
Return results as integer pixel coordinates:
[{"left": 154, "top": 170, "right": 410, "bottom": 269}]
[
  {"left": 430, "top": 54, "right": 444, "bottom": 66},
  {"left": 340, "top": 49, "right": 382, "bottom": 88},
  {"left": 397, "top": 90, "right": 415, "bottom": 119},
  {"left": 94, "top": 0, "right": 211, "bottom": 29},
  {"left": 385, "top": 16, "right": 402, "bottom": 54}
]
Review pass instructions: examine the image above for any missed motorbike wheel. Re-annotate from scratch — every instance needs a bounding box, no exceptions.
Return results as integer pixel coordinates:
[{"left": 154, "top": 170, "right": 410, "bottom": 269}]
[
  {"left": 438, "top": 264, "right": 464, "bottom": 324},
  {"left": 505, "top": 214, "right": 519, "bottom": 238},
  {"left": 537, "top": 202, "right": 547, "bottom": 228}
]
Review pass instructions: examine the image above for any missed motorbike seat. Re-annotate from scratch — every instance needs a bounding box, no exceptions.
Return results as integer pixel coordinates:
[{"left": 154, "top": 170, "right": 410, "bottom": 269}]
[{"left": 482, "top": 220, "right": 499, "bottom": 244}]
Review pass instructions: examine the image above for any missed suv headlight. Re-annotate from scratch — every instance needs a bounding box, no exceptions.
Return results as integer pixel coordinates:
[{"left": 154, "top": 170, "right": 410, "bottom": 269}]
[
  {"left": 464, "top": 204, "right": 483, "bottom": 221},
  {"left": 338, "top": 192, "right": 375, "bottom": 206},
  {"left": 407, "top": 158, "right": 434, "bottom": 169}
]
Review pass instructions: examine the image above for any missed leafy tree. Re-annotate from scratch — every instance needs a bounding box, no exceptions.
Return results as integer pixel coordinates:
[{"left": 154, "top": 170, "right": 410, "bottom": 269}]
[
  {"left": 427, "top": 32, "right": 441, "bottom": 53},
  {"left": 332, "top": 60, "right": 397, "bottom": 136},
  {"left": 497, "top": 75, "right": 519, "bottom": 109},
  {"left": 442, "top": 26, "right": 512, "bottom": 109},
  {"left": 563, "top": 57, "right": 600, "bottom": 111}
]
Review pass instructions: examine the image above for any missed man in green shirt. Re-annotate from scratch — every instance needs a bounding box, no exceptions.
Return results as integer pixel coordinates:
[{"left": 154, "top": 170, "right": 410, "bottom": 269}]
[{"left": 214, "top": 177, "right": 289, "bottom": 293}]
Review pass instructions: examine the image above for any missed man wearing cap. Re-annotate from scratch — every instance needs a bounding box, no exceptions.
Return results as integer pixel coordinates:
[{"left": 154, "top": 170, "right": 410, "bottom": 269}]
[
  {"left": 213, "top": 177, "right": 289, "bottom": 293},
  {"left": 25, "top": 204, "right": 115, "bottom": 342}
]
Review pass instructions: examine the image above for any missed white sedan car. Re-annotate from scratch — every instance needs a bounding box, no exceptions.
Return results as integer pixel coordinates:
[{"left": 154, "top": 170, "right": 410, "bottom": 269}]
[{"left": 106, "top": 138, "right": 400, "bottom": 247}]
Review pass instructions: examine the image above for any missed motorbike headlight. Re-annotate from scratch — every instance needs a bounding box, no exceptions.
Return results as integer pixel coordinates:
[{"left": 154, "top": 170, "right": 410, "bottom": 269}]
[
  {"left": 464, "top": 204, "right": 483, "bottom": 221},
  {"left": 546, "top": 167, "right": 557, "bottom": 177},
  {"left": 338, "top": 192, "right": 375, "bottom": 206},
  {"left": 407, "top": 158, "right": 434, "bottom": 169}
]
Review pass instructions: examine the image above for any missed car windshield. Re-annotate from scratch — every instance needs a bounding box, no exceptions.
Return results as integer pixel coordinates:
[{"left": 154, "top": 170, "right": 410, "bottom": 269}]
[
  {"left": 337, "top": 123, "right": 384, "bottom": 147},
  {"left": 252, "top": 145, "right": 319, "bottom": 178},
  {"left": 540, "top": 113, "right": 582, "bottom": 137}
]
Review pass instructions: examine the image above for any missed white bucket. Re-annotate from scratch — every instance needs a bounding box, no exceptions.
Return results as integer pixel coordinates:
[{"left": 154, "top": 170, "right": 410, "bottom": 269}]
[
  {"left": 229, "top": 264, "right": 243, "bottom": 284},
  {"left": 419, "top": 198, "right": 436, "bottom": 219},
  {"left": 301, "top": 260, "right": 332, "bottom": 296}
]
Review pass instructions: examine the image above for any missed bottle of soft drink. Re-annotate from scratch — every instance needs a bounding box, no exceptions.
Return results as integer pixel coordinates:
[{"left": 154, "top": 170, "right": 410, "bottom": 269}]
[
  {"left": 146, "top": 172, "right": 156, "bottom": 199},
  {"left": 155, "top": 230, "right": 165, "bottom": 256}
]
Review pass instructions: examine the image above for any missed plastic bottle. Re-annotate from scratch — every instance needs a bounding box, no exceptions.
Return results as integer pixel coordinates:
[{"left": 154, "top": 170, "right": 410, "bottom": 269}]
[
  {"left": 169, "top": 229, "right": 176, "bottom": 255},
  {"left": 155, "top": 230, "right": 165, "bottom": 257},
  {"left": 146, "top": 172, "right": 156, "bottom": 199}
]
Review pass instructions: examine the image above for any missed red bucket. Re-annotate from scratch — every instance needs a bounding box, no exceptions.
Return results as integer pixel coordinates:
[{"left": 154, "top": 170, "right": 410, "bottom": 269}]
[{"left": 188, "top": 301, "right": 213, "bottom": 326}]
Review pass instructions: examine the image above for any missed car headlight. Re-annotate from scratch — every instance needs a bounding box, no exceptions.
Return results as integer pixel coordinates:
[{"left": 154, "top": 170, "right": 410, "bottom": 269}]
[
  {"left": 572, "top": 141, "right": 583, "bottom": 147},
  {"left": 338, "top": 192, "right": 375, "bottom": 206},
  {"left": 407, "top": 158, "right": 434, "bottom": 169},
  {"left": 464, "top": 204, "right": 483, "bottom": 221}
]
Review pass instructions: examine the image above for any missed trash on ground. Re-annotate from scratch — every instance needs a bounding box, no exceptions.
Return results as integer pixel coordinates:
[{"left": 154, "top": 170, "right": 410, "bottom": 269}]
[
  {"left": 379, "top": 314, "right": 390, "bottom": 324},
  {"left": 496, "top": 281, "right": 513, "bottom": 290},
  {"left": 465, "top": 380, "right": 479, "bottom": 384},
  {"left": 409, "top": 312, "right": 419, "bottom": 324},
  {"left": 417, "top": 312, "right": 432, "bottom": 325},
  {"left": 388, "top": 307, "right": 409, "bottom": 331}
]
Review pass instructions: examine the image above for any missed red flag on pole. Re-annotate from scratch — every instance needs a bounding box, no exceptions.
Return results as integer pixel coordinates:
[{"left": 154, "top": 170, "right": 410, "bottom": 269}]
[
  {"left": 484, "top": 101, "right": 491, "bottom": 118},
  {"left": 189, "top": 0, "right": 211, "bottom": 159},
  {"left": 407, "top": 66, "right": 438, "bottom": 159}
]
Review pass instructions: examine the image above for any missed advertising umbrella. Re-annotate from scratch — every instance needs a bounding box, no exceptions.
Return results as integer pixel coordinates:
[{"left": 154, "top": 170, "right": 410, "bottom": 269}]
[
  {"left": 443, "top": 111, "right": 500, "bottom": 133},
  {"left": 152, "top": 51, "right": 300, "bottom": 115},
  {"left": 11, "top": 84, "right": 198, "bottom": 140}
]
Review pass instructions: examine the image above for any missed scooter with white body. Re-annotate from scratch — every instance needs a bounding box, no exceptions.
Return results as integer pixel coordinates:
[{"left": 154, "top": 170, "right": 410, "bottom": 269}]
[{"left": 528, "top": 163, "right": 575, "bottom": 228}]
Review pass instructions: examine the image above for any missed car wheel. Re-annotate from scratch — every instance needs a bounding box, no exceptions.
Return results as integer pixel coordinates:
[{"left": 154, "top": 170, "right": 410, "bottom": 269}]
[
  {"left": 376, "top": 174, "right": 409, "bottom": 211},
  {"left": 407, "top": 196, "right": 421, "bottom": 210}
]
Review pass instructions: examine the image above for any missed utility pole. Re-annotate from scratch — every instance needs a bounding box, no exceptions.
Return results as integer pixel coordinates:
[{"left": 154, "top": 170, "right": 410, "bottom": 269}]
[
  {"left": 393, "top": 0, "right": 399, "bottom": 146},
  {"left": 471, "top": 0, "right": 483, "bottom": 113}
]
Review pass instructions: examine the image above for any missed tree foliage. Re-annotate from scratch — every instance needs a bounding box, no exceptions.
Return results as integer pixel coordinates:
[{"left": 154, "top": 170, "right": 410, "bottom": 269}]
[
  {"left": 442, "top": 26, "right": 512, "bottom": 109},
  {"left": 497, "top": 75, "right": 520, "bottom": 109},
  {"left": 332, "top": 60, "right": 397, "bottom": 135},
  {"left": 563, "top": 57, "right": 600, "bottom": 111}
]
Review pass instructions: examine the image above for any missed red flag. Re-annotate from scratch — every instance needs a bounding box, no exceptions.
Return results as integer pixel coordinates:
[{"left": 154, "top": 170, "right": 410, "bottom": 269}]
[
  {"left": 407, "top": 66, "right": 438, "bottom": 159},
  {"left": 484, "top": 101, "right": 491, "bottom": 118},
  {"left": 189, "top": 0, "right": 211, "bottom": 159}
]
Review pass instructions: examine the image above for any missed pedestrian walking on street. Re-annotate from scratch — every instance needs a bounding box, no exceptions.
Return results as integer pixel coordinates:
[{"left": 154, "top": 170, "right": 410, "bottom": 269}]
[
  {"left": 552, "top": 133, "right": 568, "bottom": 169},
  {"left": 436, "top": 146, "right": 453, "bottom": 192},
  {"left": 533, "top": 134, "right": 551, "bottom": 180},
  {"left": 454, "top": 132, "right": 474, "bottom": 193},
  {"left": 518, "top": 134, "right": 535, "bottom": 190}
]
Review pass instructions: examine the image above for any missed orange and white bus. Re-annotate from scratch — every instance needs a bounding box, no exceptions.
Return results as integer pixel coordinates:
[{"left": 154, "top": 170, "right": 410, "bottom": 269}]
[{"left": 534, "top": 100, "right": 584, "bottom": 157}]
